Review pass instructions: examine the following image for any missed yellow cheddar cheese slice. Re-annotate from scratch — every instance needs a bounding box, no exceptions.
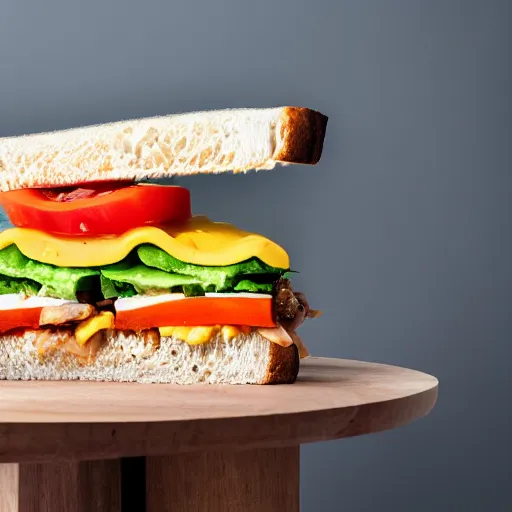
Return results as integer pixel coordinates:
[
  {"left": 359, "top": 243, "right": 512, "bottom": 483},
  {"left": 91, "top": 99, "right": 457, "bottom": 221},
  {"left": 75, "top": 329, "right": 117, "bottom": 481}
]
[
  {"left": 75, "top": 312, "right": 115, "bottom": 346},
  {"left": 0, "top": 216, "right": 290, "bottom": 269}
]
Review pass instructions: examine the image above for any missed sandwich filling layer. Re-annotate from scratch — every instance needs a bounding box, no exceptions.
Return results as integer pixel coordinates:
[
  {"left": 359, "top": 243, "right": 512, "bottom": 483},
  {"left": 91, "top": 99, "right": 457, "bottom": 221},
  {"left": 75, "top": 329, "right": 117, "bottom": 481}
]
[
  {"left": 0, "top": 214, "right": 317, "bottom": 360},
  {"left": 0, "top": 185, "right": 319, "bottom": 366}
]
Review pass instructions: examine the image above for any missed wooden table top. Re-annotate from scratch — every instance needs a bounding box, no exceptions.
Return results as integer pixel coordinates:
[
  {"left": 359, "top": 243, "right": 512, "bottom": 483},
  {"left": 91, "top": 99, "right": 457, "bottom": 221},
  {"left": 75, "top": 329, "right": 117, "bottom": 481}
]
[{"left": 0, "top": 357, "right": 438, "bottom": 463}]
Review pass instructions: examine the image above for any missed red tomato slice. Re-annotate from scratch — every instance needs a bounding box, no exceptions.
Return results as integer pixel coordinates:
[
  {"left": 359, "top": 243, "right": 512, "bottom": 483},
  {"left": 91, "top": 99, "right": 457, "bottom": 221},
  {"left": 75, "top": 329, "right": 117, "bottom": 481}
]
[
  {"left": 0, "top": 184, "right": 191, "bottom": 236},
  {"left": 0, "top": 307, "right": 42, "bottom": 334},
  {"left": 115, "top": 296, "right": 276, "bottom": 331}
]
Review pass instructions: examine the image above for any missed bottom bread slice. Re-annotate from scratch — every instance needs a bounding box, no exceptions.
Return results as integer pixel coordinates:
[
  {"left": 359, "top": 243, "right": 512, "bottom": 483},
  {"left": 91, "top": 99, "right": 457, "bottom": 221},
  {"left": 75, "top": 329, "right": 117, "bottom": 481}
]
[{"left": 0, "top": 330, "right": 299, "bottom": 384}]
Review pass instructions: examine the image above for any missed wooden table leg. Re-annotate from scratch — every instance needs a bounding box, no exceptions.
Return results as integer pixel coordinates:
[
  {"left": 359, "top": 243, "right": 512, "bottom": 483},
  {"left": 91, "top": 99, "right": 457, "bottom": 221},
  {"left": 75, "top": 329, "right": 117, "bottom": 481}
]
[
  {"left": 0, "top": 459, "right": 121, "bottom": 512},
  {"left": 146, "top": 446, "right": 300, "bottom": 512}
]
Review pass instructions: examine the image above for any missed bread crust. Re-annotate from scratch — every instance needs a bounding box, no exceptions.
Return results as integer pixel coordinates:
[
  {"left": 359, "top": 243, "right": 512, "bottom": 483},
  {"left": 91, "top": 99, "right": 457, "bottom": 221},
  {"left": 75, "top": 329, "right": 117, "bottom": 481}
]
[
  {"left": 264, "top": 342, "right": 300, "bottom": 384},
  {"left": 275, "top": 107, "right": 328, "bottom": 165},
  {"left": 0, "top": 107, "right": 328, "bottom": 191}
]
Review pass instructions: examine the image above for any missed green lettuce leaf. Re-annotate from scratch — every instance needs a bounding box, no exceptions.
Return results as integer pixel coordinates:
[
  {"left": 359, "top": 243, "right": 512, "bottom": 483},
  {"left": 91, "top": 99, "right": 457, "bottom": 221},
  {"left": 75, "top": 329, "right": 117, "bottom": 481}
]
[
  {"left": 0, "top": 243, "right": 287, "bottom": 301},
  {"left": 100, "top": 274, "right": 136, "bottom": 299},
  {"left": 0, "top": 245, "right": 99, "bottom": 300},
  {"left": 233, "top": 280, "right": 273, "bottom": 293},
  {"left": 182, "top": 284, "right": 206, "bottom": 297},
  {"left": 0, "top": 276, "right": 41, "bottom": 296},
  {"left": 137, "top": 244, "right": 285, "bottom": 291},
  {"left": 100, "top": 274, "right": 118, "bottom": 299},
  {"left": 101, "top": 265, "right": 203, "bottom": 294}
]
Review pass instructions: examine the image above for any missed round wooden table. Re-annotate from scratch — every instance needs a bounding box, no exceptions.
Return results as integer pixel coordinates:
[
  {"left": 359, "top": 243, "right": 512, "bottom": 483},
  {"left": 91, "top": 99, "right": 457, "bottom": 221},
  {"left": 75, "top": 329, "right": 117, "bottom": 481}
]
[{"left": 0, "top": 357, "right": 438, "bottom": 511}]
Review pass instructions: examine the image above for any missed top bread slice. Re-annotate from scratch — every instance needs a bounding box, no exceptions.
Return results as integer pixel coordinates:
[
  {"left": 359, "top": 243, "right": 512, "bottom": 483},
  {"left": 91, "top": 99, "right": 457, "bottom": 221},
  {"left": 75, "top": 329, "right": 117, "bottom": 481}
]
[{"left": 0, "top": 106, "right": 328, "bottom": 191}]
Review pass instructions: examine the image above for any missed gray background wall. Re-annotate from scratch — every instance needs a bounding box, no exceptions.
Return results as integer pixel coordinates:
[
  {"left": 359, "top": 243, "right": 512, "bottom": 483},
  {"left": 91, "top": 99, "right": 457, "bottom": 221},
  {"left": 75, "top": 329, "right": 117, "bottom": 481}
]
[{"left": 1, "top": 1, "right": 511, "bottom": 510}]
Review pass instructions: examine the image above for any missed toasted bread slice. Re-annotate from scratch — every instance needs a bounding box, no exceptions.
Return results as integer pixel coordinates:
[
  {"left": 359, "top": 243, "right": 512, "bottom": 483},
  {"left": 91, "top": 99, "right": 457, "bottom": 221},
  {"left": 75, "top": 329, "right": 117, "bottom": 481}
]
[
  {"left": 0, "top": 107, "right": 328, "bottom": 191},
  {"left": 0, "top": 329, "right": 300, "bottom": 384}
]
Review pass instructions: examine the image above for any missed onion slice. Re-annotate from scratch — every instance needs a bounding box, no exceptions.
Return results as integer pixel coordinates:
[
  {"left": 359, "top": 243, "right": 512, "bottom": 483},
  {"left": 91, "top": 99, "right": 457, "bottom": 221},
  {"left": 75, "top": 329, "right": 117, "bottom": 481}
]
[{"left": 257, "top": 325, "right": 294, "bottom": 347}]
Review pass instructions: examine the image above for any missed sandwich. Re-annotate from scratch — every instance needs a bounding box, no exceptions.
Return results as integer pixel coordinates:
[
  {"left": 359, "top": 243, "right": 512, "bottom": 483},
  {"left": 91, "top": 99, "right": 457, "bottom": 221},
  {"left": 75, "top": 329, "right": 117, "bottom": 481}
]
[{"left": 0, "top": 107, "right": 327, "bottom": 384}]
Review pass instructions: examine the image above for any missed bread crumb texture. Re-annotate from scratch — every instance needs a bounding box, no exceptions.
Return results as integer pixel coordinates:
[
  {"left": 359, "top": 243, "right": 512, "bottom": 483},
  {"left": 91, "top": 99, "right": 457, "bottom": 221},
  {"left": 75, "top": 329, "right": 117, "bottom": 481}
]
[
  {"left": 0, "top": 330, "right": 299, "bottom": 384},
  {"left": 0, "top": 107, "right": 327, "bottom": 191}
]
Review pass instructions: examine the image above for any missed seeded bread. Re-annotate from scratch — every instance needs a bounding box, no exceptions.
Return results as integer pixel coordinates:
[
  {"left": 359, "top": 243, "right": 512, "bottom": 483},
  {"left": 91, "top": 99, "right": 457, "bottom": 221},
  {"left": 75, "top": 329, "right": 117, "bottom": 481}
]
[
  {"left": 0, "top": 330, "right": 299, "bottom": 385},
  {"left": 0, "top": 107, "right": 328, "bottom": 191}
]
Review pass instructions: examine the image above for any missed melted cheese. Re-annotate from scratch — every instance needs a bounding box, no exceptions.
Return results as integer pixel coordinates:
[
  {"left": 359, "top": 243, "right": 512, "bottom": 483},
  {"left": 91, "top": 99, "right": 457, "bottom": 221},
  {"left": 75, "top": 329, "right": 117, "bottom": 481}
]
[
  {"left": 75, "top": 312, "right": 115, "bottom": 346},
  {"left": 0, "top": 216, "right": 289, "bottom": 268},
  {"left": 159, "top": 325, "right": 252, "bottom": 345}
]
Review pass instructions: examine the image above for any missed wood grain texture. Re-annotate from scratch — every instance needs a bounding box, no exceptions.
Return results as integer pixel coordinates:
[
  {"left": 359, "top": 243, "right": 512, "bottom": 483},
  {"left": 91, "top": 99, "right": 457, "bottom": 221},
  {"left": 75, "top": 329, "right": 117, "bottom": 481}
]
[
  {"left": 0, "top": 460, "right": 121, "bottom": 512},
  {"left": 0, "top": 357, "right": 438, "bottom": 463},
  {"left": 0, "top": 464, "right": 18, "bottom": 512},
  {"left": 147, "top": 447, "right": 299, "bottom": 512}
]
